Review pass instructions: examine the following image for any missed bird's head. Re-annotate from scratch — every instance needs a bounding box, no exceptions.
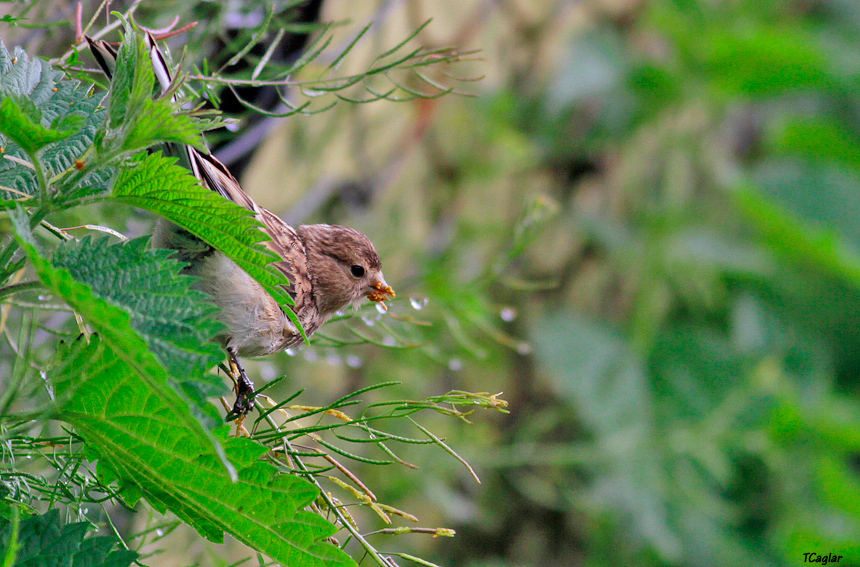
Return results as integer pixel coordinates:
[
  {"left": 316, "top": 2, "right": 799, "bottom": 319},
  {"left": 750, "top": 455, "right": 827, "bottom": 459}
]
[{"left": 298, "top": 224, "right": 395, "bottom": 318}]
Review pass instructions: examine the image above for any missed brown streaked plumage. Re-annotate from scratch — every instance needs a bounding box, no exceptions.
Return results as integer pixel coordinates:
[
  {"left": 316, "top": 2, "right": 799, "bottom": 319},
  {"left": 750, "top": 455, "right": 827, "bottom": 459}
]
[
  {"left": 87, "top": 34, "right": 395, "bottom": 416},
  {"left": 158, "top": 149, "right": 394, "bottom": 357}
]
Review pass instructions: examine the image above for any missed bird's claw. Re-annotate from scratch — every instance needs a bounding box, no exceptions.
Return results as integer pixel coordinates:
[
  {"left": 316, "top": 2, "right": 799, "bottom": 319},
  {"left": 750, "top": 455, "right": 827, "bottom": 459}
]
[{"left": 227, "top": 355, "right": 256, "bottom": 420}]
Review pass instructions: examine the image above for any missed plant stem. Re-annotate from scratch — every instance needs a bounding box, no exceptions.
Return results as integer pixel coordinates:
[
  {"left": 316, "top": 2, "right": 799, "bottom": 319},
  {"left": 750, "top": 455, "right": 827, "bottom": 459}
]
[
  {"left": 261, "top": 412, "right": 392, "bottom": 567},
  {"left": 29, "top": 153, "right": 49, "bottom": 208},
  {"left": 0, "top": 281, "right": 43, "bottom": 301}
]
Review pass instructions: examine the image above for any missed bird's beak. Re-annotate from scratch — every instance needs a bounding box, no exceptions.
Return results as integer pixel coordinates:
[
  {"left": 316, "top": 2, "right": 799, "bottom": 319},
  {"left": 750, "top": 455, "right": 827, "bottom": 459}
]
[{"left": 367, "top": 276, "right": 395, "bottom": 311}]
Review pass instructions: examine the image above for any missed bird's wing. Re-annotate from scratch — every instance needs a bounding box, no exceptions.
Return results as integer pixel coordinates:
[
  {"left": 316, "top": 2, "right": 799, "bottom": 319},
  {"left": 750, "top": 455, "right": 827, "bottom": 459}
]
[
  {"left": 260, "top": 208, "right": 315, "bottom": 326},
  {"left": 188, "top": 150, "right": 315, "bottom": 324}
]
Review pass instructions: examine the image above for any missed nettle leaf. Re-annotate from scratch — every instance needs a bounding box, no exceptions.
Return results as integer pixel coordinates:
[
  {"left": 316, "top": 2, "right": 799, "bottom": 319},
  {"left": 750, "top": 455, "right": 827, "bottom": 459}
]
[
  {"left": 100, "top": 26, "right": 205, "bottom": 155},
  {"left": 9, "top": 207, "right": 233, "bottom": 472},
  {"left": 0, "top": 43, "right": 55, "bottom": 102},
  {"left": 50, "top": 236, "right": 228, "bottom": 419},
  {"left": 0, "top": 509, "right": 137, "bottom": 567},
  {"left": 106, "top": 21, "right": 149, "bottom": 127},
  {"left": 122, "top": 97, "right": 207, "bottom": 154},
  {"left": 50, "top": 335, "right": 356, "bottom": 567},
  {"left": 0, "top": 96, "right": 72, "bottom": 153},
  {"left": 111, "top": 152, "right": 299, "bottom": 321},
  {"left": 0, "top": 39, "right": 106, "bottom": 205}
]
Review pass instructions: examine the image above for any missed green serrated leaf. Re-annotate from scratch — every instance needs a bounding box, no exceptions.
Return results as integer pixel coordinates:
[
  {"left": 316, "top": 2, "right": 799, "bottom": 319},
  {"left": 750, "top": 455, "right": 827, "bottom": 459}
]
[
  {"left": 49, "top": 335, "right": 355, "bottom": 567},
  {"left": 0, "top": 509, "right": 137, "bottom": 567},
  {"left": 0, "top": 38, "right": 106, "bottom": 205},
  {"left": 111, "top": 152, "right": 298, "bottom": 319},
  {"left": 9, "top": 206, "right": 235, "bottom": 474},
  {"left": 107, "top": 24, "right": 151, "bottom": 128},
  {"left": 0, "top": 97, "right": 72, "bottom": 153},
  {"left": 100, "top": 22, "right": 206, "bottom": 155},
  {"left": 50, "top": 236, "right": 229, "bottom": 424},
  {"left": 0, "top": 43, "right": 56, "bottom": 102},
  {"left": 122, "top": 97, "right": 205, "bottom": 153}
]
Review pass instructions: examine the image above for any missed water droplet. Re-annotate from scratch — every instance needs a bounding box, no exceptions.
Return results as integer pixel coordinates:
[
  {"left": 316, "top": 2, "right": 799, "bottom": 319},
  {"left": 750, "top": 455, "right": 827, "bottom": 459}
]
[
  {"left": 260, "top": 364, "right": 277, "bottom": 380},
  {"left": 375, "top": 303, "right": 388, "bottom": 314},
  {"left": 156, "top": 529, "right": 164, "bottom": 537},
  {"left": 335, "top": 310, "right": 345, "bottom": 317},
  {"left": 500, "top": 307, "right": 517, "bottom": 322},
  {"left": 448, "top": 358, "right": 463, "bottom": 371},
  {"left": 83, "top": 508, "right": 88, "bottom": 514},
  {"left": 516, "top": 342, "right": 533, "bottom": 355},
  {"left": 40, "top": 370, "right": 54, "bottom": 399},
  {"left": 26, "top": 454, "right": 32, "bottom": 459},
  {"left": 345, "top": 355, "right": 362, "bottom": 368},
  {"left": 326, "top": 353, "right": 342, "bottom": 366},
  {"left": 410, "top": 297, "right": 428, "bottom": 310},
  {"left": 382, "top": 336, "right": 397, "bottom": 347},
  {"left": 285, "top": 348, "right": 297, "bottom": 356},
  {"left": 361, "top": 316, "right": 376, "bottom": 327}
]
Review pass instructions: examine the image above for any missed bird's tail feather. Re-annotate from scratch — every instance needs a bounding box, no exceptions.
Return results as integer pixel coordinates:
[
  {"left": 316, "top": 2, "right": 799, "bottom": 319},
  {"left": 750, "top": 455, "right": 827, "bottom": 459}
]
[
  {"left": 86, "top": 34, "right": 172, "bottom": 93},
  {"left": 86, "top": 34, "right": 256, "bottom": 212}
]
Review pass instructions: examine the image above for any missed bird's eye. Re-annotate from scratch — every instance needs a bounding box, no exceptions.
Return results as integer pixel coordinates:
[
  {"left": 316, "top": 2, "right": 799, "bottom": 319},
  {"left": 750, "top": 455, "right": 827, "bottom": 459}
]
[{"left": 350, "top": 264, "right": 365, "bottom": 278}]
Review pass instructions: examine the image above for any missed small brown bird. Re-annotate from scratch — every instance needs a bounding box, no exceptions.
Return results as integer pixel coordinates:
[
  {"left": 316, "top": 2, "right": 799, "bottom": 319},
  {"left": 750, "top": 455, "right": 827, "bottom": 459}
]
[{"left": 88, "top": 35, "right": 394, "bottom": 415}]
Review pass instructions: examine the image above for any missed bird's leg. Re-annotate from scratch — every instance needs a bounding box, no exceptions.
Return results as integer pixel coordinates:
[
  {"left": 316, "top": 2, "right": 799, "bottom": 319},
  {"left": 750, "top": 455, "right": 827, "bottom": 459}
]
[{"left": 227, "top": 349, "right": 256, "bottom": 418}]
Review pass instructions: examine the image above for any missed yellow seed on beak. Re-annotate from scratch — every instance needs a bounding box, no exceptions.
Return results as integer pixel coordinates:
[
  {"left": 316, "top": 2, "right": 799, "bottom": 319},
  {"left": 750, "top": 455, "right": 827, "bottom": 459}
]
[{"left": 368, "top": 281, "right": 395, "bottom": 310}]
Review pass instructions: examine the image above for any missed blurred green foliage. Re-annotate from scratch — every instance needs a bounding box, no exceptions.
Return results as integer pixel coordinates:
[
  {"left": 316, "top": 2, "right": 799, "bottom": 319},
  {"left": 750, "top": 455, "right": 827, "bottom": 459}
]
[{"left": 439, "top": 0, "right": 860, "bottom": 565}]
